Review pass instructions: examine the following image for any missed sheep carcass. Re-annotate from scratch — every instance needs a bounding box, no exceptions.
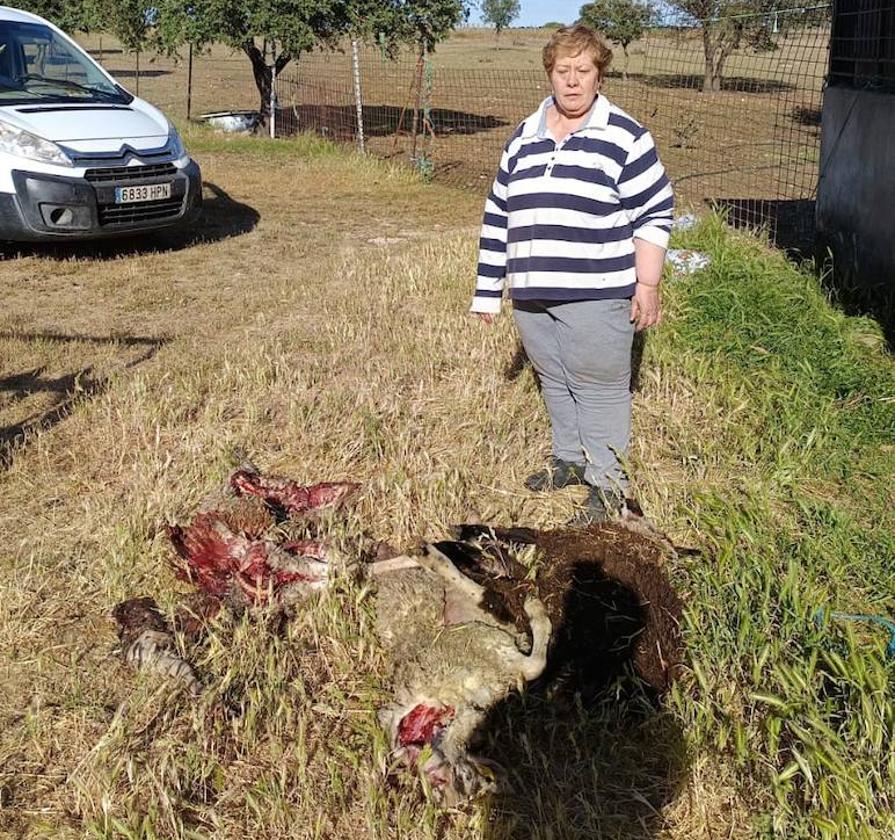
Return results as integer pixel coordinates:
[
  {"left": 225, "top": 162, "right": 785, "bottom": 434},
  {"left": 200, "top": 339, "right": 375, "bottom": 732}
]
[{"left": 372, "top": 544, "right": 551, "bottom": 804}]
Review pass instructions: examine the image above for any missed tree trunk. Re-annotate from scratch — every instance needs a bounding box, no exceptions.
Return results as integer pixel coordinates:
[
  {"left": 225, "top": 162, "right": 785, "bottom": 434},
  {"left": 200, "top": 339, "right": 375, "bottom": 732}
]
[
  {"left": 701, "top": 21, "right": 741, "bottom": 92},
  {"left": 622, "top": 45, "right": 629, "bottom": 81},
  {"left": 713, "top": 46, "right": 734, "bottom": 91},
  {"left": 701, "top": 26, "right": 714, "bottom": 92},
  {"left": 243, "top": 41, "right": 292, "bottom": 123},
  {"left": 702, "top": 30, "right": 725, "bottom": 91}
]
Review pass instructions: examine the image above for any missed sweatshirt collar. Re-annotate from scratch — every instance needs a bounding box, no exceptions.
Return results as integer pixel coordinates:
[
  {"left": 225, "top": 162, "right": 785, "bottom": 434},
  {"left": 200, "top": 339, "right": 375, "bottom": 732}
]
[{"left": 524, "top": 93, "right": 611, "bottom": 140}]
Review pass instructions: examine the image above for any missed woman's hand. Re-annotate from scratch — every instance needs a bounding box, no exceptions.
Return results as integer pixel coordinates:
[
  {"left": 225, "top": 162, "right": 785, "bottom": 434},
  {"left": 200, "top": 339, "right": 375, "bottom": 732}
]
[
  {"left": 630, "top": 283, "right": 661, "bottom": 331},
  {"left": 631, "top": 238, "right": 665, "bottom": 331},
  {"left": 473, "top": 312, "right": 495, "bottom": 326}
]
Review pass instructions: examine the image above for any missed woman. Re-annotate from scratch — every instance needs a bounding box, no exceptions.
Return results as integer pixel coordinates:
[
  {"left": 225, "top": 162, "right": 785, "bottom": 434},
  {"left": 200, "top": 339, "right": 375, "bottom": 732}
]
[{"left": 471, "top": 24, "right": 673, "bottom": 525}]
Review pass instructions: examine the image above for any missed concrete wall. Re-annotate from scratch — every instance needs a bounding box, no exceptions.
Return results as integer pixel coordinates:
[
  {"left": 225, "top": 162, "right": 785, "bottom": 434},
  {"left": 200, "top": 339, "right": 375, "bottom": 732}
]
[{"left": 816, "top": 86, "right": 895, "bottom": 309}]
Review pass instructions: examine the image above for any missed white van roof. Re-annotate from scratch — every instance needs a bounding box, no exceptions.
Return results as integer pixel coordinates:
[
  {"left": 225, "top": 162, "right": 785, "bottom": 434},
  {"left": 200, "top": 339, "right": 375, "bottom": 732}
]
[{"left": 0, "top": 7, "right": 53, "bottom": 26}]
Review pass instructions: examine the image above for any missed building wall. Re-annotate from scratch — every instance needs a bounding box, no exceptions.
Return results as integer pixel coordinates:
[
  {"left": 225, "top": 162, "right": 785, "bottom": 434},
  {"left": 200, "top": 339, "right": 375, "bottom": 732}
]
[{"left": 816, "top": 87, "right": 895, "bottom": 306}]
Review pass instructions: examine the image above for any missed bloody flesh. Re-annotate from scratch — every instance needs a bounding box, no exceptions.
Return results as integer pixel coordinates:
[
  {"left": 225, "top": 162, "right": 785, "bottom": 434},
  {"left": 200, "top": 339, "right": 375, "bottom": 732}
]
[
  {"left": 167, "top": 513, "right": 326, "bottom": 604},
  {"left": 230, "top": 469, "right": 359, "bottom": 515},
  {"left": 398, "top": 703, "right": 455, "bottom": 748}
]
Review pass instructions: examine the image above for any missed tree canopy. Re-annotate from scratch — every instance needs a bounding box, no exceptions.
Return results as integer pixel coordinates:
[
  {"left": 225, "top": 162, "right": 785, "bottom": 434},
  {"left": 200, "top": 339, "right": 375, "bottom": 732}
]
[
  {"left": 383, "top": 0, "right": 470, "bottom": 53},
  {"left": 15, "top": 0, "right": 104, "bottom": 32},
  {"left": 17, "top": 0, "right": 160, "bottom": 54},
  {"left": 578, "top": 0, "right": 653, "bottom": 78}
]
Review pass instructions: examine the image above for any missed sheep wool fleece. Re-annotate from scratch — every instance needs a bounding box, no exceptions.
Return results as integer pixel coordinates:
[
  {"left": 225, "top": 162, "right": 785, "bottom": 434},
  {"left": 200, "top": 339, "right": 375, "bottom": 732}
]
[{"left": 513, "top": 297, "right": 634, "bottom": 491}]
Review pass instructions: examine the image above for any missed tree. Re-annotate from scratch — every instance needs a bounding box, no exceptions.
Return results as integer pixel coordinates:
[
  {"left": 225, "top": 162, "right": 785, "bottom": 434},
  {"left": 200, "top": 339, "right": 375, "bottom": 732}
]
[
  {"left": 578, "top": 0, "right": 653, "bottom": 79},
  {"left": 384, "top": 0, "right": 469, "bottom": 53},
  {"left": 153, "top": 0, "right": 368, "bottom": 121},
  {"left": 666, "top": 0, "right": 778, "bottom": 91},
  {"left": 480, "top": 0, "right": 520, "bottom": 42},
  {"left": 153, "top": 0, "right": 468, "bottom": 123},
  {"left": 14, "top": 0, "right": 105, "bottom": 31}
]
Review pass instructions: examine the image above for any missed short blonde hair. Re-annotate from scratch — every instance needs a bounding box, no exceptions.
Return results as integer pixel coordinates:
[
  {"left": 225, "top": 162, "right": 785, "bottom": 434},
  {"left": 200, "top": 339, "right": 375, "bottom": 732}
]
[{"left": 542, "top": 24, "right": 613, "bottom": 77}]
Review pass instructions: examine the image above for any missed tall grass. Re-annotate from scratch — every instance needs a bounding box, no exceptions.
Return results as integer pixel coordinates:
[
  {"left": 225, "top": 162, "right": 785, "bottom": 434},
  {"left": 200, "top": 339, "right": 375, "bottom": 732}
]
[
  {"left": 645, "top": 216, "right": 895, "bottom": 838},
  {"left": 1, "top": 139, "right": 893, "bottom": 838}
]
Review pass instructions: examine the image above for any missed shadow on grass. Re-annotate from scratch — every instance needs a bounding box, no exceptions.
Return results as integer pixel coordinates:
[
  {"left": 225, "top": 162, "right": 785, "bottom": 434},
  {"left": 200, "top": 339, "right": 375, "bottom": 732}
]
[
  {"left": 815, "top": 253, "right": 895, "bottom": 352},
  {"left": 104, "top": 68, "right": 173, "bottom": 79},
  {"left": 0, "top": 332, "right": 169, "bottom": 468},
  {"left": 791, "top": 104, "right": 822, "bottom": 126},
  {"left": 629, "top": 72, "right": 795, "bottom": 94},
  {"left": 477, "top": 559, "right": 687, "bottom": 839},
  {"left": 277, "top": 103, "right": 508, "bottom": 140},
  {"left": 503, "top": 341, "right": 529, "bottom": 383},
  {"left": 0, "top": 182, "right": 259, "bottom": 261}
]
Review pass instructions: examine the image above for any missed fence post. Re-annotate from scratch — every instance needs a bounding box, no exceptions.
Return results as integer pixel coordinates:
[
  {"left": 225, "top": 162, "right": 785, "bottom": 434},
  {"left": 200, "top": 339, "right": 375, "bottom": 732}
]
[
  {"left": 135, "top": 49, "right": 140, "bottom": 95},
  {"left": 186, "top": 43, "right": 193, "bottom": 122},
  {"left": 351, "top": 39, "right": 365, "bottom": 154},
  {"left": 411, "top": 48, "right": 423, "bottom": 161},
  {"left": 270, "top": 58, "right": 277, "bottom": 139}
]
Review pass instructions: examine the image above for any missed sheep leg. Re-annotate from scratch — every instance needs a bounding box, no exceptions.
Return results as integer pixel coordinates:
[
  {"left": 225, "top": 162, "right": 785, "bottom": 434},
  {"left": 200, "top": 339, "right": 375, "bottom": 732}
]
[
  {"left": 368, "top": 555, "right": 421, "bottom": 575},
  {"left": 419, "top": 543, "right": 487, "bottom": 603},
  {"left": 518, "top": 596, "right": 551, "bottom": 681}
]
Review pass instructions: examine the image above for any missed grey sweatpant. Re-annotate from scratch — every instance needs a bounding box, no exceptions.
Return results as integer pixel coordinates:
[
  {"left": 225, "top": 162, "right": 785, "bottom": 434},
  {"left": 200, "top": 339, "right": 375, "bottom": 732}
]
[{"left": 513, "top": 298, "right": 634, "bottom": 491}]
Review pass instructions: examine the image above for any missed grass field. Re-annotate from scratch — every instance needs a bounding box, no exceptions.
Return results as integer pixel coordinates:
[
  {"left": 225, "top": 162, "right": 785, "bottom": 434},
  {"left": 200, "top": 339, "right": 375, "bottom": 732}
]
[
  {"left": 74, "top": 24, "right": 828, "bottom": 214},
  {"left": 1, "top": 130, "right": 894, "bottom": 838}
]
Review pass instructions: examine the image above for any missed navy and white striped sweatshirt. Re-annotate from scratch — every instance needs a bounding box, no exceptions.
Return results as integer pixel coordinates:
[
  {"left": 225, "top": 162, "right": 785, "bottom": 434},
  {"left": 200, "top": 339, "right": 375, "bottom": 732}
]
[{"left": 472, "top": 94, "right": 674, "bottom": 314}]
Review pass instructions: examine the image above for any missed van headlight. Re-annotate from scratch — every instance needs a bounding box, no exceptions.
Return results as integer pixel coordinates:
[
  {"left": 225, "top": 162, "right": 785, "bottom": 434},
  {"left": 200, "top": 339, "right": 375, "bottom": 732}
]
[
  {"left": 0, "top": 120, "right": 72, "bottom": 166},
  {"left": 167, "top": 125, "right": 187, "bottom": 160}
]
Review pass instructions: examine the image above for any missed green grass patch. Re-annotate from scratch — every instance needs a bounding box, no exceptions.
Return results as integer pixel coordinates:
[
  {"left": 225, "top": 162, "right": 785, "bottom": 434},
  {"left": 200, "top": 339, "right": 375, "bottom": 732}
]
[
  {"left": 654, "top": 216, "right": 895, "bottom": 837},
  {"left": 179, "top": 122, "right": 356, "bottom": 159}
]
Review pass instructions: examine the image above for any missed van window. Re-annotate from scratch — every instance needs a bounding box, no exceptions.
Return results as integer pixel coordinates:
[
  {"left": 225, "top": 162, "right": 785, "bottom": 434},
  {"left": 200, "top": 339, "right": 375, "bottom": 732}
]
[{"left": 0, "top": 20, "right": 130, "bottom": 105}]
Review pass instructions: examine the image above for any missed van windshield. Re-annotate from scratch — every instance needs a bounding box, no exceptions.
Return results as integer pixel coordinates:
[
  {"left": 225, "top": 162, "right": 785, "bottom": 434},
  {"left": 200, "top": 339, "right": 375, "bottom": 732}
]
[{"left": 0, "top": 20, "right": 131, "bottom": 105}]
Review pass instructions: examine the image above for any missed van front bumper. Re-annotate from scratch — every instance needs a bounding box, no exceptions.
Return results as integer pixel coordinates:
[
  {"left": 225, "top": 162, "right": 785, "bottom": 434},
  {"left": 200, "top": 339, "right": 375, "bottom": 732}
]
[{"left": 0, "top": 158, "right": 202, "bottom": 241}]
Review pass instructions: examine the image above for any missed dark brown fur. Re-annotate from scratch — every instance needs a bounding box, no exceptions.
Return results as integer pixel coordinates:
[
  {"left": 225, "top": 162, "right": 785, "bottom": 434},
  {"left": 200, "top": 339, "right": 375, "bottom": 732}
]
[
  {"left": 112, "top": 596, "right": 170, "bottom": 647},
  {"left": 450, "top": 523, "right": 684, "bottom": 693}
]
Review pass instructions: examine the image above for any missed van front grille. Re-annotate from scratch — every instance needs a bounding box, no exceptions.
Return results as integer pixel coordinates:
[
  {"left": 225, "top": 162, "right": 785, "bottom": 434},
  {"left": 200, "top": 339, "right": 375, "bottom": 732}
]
[
  {"left": 98, "top": 196, "right": 184, "bottom": 226},
  {"left": 85, "top": 163, "right": 177, "bottom": 184}
]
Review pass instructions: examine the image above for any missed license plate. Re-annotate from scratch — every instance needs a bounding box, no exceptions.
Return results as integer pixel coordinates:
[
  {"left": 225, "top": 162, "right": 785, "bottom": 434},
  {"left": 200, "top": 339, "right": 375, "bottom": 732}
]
[{"left": 114, "top": 183, "right": 172, "bottom": 204}]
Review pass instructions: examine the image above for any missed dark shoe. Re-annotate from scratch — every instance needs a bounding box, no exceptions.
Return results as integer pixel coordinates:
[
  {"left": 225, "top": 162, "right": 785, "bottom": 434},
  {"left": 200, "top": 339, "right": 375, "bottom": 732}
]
[
  {"left": 524, "top": 457, "right": 587, "bottom": 492},
  {"left": 566, "top": 486, "right": 626, "bottom": 527}
]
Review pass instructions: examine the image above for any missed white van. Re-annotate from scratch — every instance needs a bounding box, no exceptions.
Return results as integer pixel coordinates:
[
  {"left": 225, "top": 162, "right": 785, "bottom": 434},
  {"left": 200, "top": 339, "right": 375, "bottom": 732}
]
[{"left": 0, "top": 6, "right": 201, "bottom": 241}]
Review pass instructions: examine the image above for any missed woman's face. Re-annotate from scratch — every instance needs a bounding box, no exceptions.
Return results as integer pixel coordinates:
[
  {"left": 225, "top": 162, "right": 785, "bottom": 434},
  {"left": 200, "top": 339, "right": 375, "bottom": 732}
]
[{"left": 549, "top": 51, "right": 601, "bottom": 118}]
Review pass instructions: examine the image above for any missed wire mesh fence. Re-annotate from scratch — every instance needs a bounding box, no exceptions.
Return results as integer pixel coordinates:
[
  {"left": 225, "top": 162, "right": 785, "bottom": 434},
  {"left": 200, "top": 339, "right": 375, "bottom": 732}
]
[
  {"left": 828, "top": 0, "right": 895, "bottom": 91},
  {"left": 78, "top": 35, "right": 261, "bottom": 121},
  {"left": 274, "top": 10, "right": 830, "bottom": 250},
  {"left": 79, "top": 12, "right": 831, "bottom": 251}
]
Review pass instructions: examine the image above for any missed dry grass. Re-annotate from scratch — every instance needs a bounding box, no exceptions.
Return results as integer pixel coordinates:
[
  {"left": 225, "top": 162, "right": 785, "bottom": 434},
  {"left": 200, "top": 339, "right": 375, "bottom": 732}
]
[
  {"left": 1, "top": 133, "right": 893, "bottom": 839},
  {"left": 0, "top": 132, "right": 695, "bottom": 839}
]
